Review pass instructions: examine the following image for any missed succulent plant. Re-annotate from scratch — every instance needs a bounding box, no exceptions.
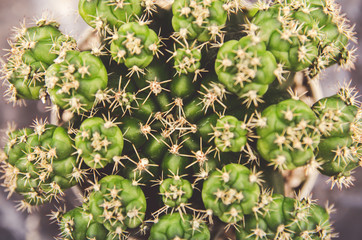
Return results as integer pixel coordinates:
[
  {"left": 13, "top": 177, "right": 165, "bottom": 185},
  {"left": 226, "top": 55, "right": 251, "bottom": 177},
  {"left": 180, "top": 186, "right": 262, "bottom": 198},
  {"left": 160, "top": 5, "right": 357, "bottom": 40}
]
[
  {"left": 78, "top": 0, "right": 147, "bottom": 33},
  {"left": 213, "top": 115, "right": 248, "bottom": 152},
  {"left": 45, "top": 50, "right": 108, "bottom": 114},
  {"left": 215, "top": 36, "right": 278, "bottom": 106},
  {"left": 249, "top": 0, "right": 357, "bottom": 77},
  {"left": 313, "top": 84, "right": 362, "bottom": 188},
  {"left": 1, "top": 120, "right": 80, "bottom": 211},
  {"left": 171, "top": 0, "right": 231, "bottom": 42},
  {"left": 256, "top": 98, "right": 321, "bottom": 170},
  {"left": 202, "top": 163, "right": 261, "bottom": 225},
  {"left": 109, "top": 21, "right": 162, "bottom": 74},
  {"left": 236, "top": 193, "right": 335, "bottom": 240},
  {"left": 58, "top": 175, "right": 146, "bottom": 239},
  {"left": 0, "top": 0, "right": 361, "bottom": 239},
  {"left": 59, "top": 207, "right": 109, "bottom": 240},
  {"left": 1, "top": 18, "right": 76, "bottom": 104},
  {"left": 74, "top": 116, "right": 124, "bottom": 169},
  {"left": 149, "top": 212, "right": 210, "bottom": 240}
]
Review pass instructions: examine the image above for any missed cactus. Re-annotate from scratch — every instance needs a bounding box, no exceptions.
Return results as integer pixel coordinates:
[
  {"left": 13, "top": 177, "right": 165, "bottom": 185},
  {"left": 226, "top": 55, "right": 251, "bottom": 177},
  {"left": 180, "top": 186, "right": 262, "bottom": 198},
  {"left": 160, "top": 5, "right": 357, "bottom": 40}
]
[
  {"left": 58, "top": 175, "right": 147, "bottom": 239},
  {"left": 250, "top": 0, "right": 356, "bottom": 77},
  {"left": 202, "top": 163, "right": 261, "bottom": 225},
  {"left": 45, "top": 50, "right": 108, "bottom": 114},
  {"left": 171, "top": 0, "right": 231, "bottom": 42},
  {"left": 212, "top": 115, "right": 248, "bottom": 152},
  {"left": 59, "top": 207, "right": 109, "bottom": 240},
  {"left": 215, "top": 36, "right": 278, "bottom": 107},
  {"left": 74, "top": 116, "right": 124, "bottom": 169},
  {"left": 87, "top": 175, "right": 147, "bottom": 237},
  {"left": 109, "top": 21, "right": 162, "bottom": 74},
  {"left": 168, "top": 39, "right": 203, "bottom": 77},
  {"left": 256, "top": 98, "right": 321, "bottom": 170},
  {"left": 0, "top": 0, "right": 361, "bottom": 239},
  {"left": 149, "top": 212, "right": 210, "bottom": 240},
  {"left": 236, "top": 193, "right": 335, "bottom": 240},
  {"left": 78, "top": 0, "right": 147, "bottom": 33},
  {"left": 1, "top": 18, "right": 76, "bottom": 104},
  {"left": 1, "top": 120, "right": 80, "bottom": 212},
  {"left": 158, "top": 174, "right": 193, "bottom": 210},
  {"left": 313, "top": 84, "right": 362, "bottom": 188}
]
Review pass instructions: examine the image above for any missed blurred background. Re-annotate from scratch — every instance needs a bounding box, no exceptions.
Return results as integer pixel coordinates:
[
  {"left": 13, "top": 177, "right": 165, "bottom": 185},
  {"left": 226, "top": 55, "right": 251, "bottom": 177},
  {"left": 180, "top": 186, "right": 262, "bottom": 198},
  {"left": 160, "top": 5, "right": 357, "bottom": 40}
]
[{"left": 0, "top": 0, "right": 361, "bottom": 239}]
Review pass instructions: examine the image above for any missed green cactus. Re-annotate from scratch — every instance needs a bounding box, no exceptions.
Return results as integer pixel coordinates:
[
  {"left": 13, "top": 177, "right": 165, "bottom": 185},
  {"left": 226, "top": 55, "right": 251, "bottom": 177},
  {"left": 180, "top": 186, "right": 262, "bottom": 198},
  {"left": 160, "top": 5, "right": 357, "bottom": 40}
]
[
  {"left": 212, "top": 115, "right": 248, "bottom": 152},
  {"left": 87, "top": 175, "right": 147, "bottom": 238},
  {"left": 74, "top": 116, "right": 124, "bottom": 169},
  {"left": 1, "top": 19, "right": 76, "bottom": 103},
  {"left": 313, "top": 85, "right": 362, "bottom": 188},
  {"left": 202, "top": 163, "right": 261, "bottom": 225},
  {"left": 256, "top": 98, "right": 321, "bottom": 170},
  {"left": 78, "top": 0, "right": 146, "bottom": 33},
  {"left": 45, "top": 50, "right": 108, "bottom": 114},
  {"left": 110, "top": 21, "right": 161, "bottom": 74},
  {"left": 88, "top": 175, "right": 146, "bottom": 237},
  {"left": 58, "top": 175, "right": 147, "bottom": 239},
  {"left": 159, "top": 174, "right": 193, "bottom": 209},
  {"left": 250, "top": 0, "right": 356, "bottom": 77},
  {"left": 149, "top": 212, "right": 210, "bottom": 240},
  {"left": 2, "top": 120, "right": 79, "bottom": 211},
  {"left": 171, "top": 0, "right": 233, "bottom": 42},
  {"left": 236, "top": 193, "right": 334, "bottom": 240},
  {"left": 59, "top": 207, "right": 109, "bottom": 240},
  {"left": 215, "top": 36, "right": 278, "bottom": 107},
  {"left": 168, "top": 39, "right": 203, "bottom": 77},
  {"left": 0, "top": 1, "right": 360, "bottom": 239}
]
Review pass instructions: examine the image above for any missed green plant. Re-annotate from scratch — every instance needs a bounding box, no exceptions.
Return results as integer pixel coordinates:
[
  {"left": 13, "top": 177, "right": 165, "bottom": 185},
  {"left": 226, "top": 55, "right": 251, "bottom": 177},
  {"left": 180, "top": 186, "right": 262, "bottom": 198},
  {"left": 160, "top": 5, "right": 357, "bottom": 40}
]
[
  {"left": 2, "top": 19, "right": 76, "bottom": 103},
  {"left": 236, "top": 193, "right": 334, "bottom": 239},
  {"left": 1, "top": 0, "right": 361, "bottom": 239},
  {"left": 45, "top": 50, "right": 108, "bottom": 114},
  {"left": 2, "top": 121, "right": 80, "bottom": 211},
  {"left": 312, "top": 85, "right": 362, "bottom": 188},
  {"left": 256, "top": 98, "right": 320, "bottom": 170}
]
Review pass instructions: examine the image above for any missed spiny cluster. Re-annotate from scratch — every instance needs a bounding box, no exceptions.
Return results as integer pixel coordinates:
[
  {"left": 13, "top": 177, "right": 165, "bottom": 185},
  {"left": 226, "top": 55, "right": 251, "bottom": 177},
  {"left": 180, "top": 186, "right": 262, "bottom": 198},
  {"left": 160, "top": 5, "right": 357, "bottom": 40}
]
[
  {"left": 237, "top": 192, "right": 336, "bottom": 240},
  {"left": 154, "top": 173, "right": 193, "bottom": 214},
  {"left": 1, "top": 17, "right": 76, "bottom": 105},
  {"left": 313, "top": 83, "right": 362, "bottom": 188},
  {"left": 45, "top": 51, "right": 108, "bottom": 114},
  {"left": 202, "top": 164, "right": 262, "bottom": 227},
  {"left": 168, "top": 39, "right": 204, "bottom": 78},
  {"left": 57, "top": 175, "right": 147, "bottom": 240},
  {"left": 171, "top": 0, "right": 240, "bottom": 42},
  {"left": 149, "top": 212, "right": 210, "bottom": 240},
  {"left": 256, "top": 98, "right": 321, "bottom": 170},
  {"left": 74, "top": 116, "right": 124, "bottom": 169},
  {"left": 0, "top": 119, "right": 80, "bottom": 212},
  {"left": 0, "top": 0, "right": 360, "bottom": 239},
  {"left": 78, "top": 0, "right": 157, "bottom": 34},
  {"left": 215, "top": 36, "right": 279, "bottom": 107},
  {"left": 251, "top": 0, "right": 357, "bottom": 77},
  {"left": 109, "top": 21, "right": 162, "bottom": 75},
  {"left": 212, "top": 115, "right": 249, "bottom": 152}
]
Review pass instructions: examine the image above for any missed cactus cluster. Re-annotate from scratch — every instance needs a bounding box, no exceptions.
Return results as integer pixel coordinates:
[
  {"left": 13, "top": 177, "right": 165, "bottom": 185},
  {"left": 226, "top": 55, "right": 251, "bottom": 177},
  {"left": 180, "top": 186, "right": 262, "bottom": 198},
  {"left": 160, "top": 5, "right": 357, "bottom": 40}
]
[
  {"left": 1, "top": 120, "right": 80, "bottom": 212},
  {"left": 313, "top": 84, "right": 362, "bottom": 188},
  {"left": 1, "top": 17, "right": 76, "bottom": 104},
  {"left": 256, "top": 98, "right": 321, "bottom": 170},
  {"left": 236, "top": 193, "right": 335, "bottom": 240},
  {"left": 0, "top": 0, "right": 361, "bottom": 239}
]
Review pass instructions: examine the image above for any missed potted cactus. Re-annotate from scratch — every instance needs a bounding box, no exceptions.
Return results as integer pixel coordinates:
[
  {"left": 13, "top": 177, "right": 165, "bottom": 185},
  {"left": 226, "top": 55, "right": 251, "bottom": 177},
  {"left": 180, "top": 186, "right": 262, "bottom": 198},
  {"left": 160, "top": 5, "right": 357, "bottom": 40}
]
[{"left": 0, "top": 0, "right": 361, "bottom": 239}]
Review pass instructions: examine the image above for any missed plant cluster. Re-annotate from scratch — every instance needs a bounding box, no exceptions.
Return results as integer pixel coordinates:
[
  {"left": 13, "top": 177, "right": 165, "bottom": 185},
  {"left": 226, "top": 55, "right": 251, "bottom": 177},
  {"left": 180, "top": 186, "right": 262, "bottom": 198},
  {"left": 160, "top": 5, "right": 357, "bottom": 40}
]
[{"left": 0, "top": 0, "right": 361, "bottom": 239}]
